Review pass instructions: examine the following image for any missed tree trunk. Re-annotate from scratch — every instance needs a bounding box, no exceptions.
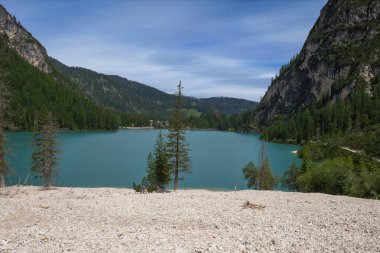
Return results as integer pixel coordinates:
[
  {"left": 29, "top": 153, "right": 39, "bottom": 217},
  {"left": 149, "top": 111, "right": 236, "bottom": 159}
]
[
  {"left": 0, "top": 172, "right": 4, "bottom": 188},
  {"left": 42, "top": 175, "right": 46, "bottom": 190},
  {"left": 174, "top": 155, "right": 179, "bottom": 192},
  {"left": 174, "top": 168, "right": 179, "bottom": 192},
  {"left": 174, "top": 133, "right": 180, "bottom": 192}
]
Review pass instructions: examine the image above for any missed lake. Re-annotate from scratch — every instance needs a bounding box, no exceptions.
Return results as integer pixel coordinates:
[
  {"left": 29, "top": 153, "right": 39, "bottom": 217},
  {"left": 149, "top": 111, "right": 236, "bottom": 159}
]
[{"left": 5, "top": 130, "right": 300, "bottom": 190}]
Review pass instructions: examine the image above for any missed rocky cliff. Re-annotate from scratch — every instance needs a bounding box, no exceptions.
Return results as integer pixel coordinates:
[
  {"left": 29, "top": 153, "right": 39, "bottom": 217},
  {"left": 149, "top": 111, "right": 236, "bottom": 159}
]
[
  {"left": 0, "top": 5, "right": 51, "bottom": 73},
  {"left": 257, "top": 0, "right": 380, "bottom": 124}
]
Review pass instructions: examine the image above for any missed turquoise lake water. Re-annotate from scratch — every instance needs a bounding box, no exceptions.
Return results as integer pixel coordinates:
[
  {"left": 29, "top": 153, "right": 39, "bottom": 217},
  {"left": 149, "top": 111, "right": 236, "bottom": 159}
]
[{"left": 5, "top": 130, "right": 300, "bottom": 190}]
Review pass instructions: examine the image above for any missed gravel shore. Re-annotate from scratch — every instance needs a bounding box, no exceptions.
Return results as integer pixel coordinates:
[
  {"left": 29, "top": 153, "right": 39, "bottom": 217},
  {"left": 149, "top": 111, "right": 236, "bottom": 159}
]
[{"left": 0, "top": 186, "right": 379, "bottom": 252}]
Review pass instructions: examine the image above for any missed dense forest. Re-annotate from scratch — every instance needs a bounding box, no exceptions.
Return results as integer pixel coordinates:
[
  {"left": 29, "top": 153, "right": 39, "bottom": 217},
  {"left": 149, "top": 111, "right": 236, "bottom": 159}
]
[
  {"left": 295, "top": 141, "right": 380, "bottom": 199},
  {"left": 184, "top": 109, "right": 257, "bottom": 131},
  {"left": 0, "top": 36, "right": 121, "bottom": 130},
  {"left": 2, "top": 35, "right": 250, "bottom": 131},
  {"left": 51, "top": 58, "right": 257, "bottom": 117},
  {"left": 261, "top": 74, "right": 380, "bottom": 156},
  {"left": 249, "top": 60, "right": 380, "bottom": 199},
  {"left": 242, "top": 0, "right": 380, "bottom": 199}
]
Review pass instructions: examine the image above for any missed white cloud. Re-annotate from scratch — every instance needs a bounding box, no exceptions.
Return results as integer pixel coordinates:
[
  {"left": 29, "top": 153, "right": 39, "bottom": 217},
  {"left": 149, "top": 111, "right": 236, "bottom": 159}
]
[
  {"left": 46, "top": 34, "right": 274, "bottom": 102},
  {"left": 9, "top": 0, "right": 327, "bottom": 102},
  {"left": 189, "top": 85, "right": 267, "bottom": 101}
]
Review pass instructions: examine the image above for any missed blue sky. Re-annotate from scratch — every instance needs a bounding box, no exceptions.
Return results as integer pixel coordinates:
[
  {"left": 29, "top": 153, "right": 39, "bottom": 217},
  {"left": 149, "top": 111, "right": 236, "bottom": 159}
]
[{"left": 2, "top": 0, "right": 327, "bottom": 101}]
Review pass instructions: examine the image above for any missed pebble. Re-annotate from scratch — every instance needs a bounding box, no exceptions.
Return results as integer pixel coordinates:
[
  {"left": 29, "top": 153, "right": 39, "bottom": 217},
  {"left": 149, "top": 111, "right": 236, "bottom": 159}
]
[{"left": 0, "top": 186, "right": 379, "bottom": 252}]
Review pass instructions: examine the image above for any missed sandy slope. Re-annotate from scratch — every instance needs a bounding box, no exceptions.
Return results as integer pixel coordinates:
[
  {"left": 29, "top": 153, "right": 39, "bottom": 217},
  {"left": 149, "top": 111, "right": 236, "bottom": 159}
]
[{"left": 0, "top": 186, "right": 379, "bottom": 252}]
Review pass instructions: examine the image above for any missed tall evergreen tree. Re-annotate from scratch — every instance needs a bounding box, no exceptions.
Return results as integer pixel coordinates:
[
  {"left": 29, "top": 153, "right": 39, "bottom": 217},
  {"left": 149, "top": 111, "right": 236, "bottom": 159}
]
[
  {"left": 134, "top": 152, "right": 156, "bottom": 193},
  {"left": 0, "top": 74, "right": 10, "bottom": 188},
  {"left": 281, "top": 162, "right": 299, "bottom": 191},
  {"left": 259, "top": 158, "right": 275, "bottom": 190},
  {"left": 149, "top": 131, "right": 171, "bottom": 192},
  {"left": 167, "top": 81, "right": 191, "bottom": 191},
  {"left": 257, "top": 144, "right": 274, "bottom": 190},
  {"left": 242, "top": 161, "right": 259, "bottom": 189},
  {"left": 145, "top": 152, "right": 155, "bottom": 187},
  {"left": 31, "top": 112, "right": 60, "bottom": 189},
  {"left": 242, "top": 144, "right": 275, "bottom": 190}
]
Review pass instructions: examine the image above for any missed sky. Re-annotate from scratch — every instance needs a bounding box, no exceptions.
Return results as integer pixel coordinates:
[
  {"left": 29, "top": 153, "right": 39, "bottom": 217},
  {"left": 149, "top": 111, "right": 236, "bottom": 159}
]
[{"left": 1, "top": 0, "right": 327, "bottom": 101}]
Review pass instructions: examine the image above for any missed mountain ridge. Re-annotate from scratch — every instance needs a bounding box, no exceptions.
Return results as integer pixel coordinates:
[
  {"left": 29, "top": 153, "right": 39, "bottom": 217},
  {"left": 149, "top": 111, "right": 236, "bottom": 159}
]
[
  {"left": 256, "top": 0, "right": 380, "bottom": 125},
  {"left": 0, "top": 4, "right": 257, "bottom": 118},
  {"left": 0, "top": 5, "right": 51, "bottom": 73},
  {"left": 50, "top": 57, "right": 257, "bottom": 116}
]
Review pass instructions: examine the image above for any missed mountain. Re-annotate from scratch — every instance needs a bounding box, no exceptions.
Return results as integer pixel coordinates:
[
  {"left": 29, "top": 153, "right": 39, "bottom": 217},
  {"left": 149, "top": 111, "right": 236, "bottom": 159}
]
[
  {"left": 50, "top": 58, "right": 175, "bottom": 116},
  {"left": 1, "top": 4, "right": 256, "bottom": 118},
  {"left": 251, "top": 0, "right": 380, "bottom": 161},
  {"left": 0, "top": 5, "right": 120, "bottom": 130},
  {"left": 252, "top": 0, "right": 380, "bottom": 199},
  {"left": 50, "top": 58, "right": 257, "bottom": 116},
  {"left": 0, "top": 5, "right": 51, "bottom": 73},
  {"left": 257, "top": 0, "right": 380, "bottom": 125}
]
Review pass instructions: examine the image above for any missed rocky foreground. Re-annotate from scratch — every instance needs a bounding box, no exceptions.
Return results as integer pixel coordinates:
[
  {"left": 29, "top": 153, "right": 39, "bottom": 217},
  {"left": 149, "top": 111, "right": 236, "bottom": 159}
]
[{"left": 0, "top": 187, "right": 379, "bottom": 252}]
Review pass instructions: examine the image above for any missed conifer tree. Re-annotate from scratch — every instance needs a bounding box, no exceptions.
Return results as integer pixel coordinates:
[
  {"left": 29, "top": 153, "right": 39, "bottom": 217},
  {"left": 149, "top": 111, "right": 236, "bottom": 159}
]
[
  {"left": 257, "top": 144, "right": 274, "bottom": 190},
  {"left": 300, "top": 144, "right": 312, "bottom": 173},
  {"left": 281, "top": 162, "right": 299, "bottom": 191},
  {"left": 31, "top": 112, "right": 60, "bottom": 189},
  {"left": 167, "top": 81, "right": 191, "bottom": 191},
  {"left": 149, "top": 131, "right": 171, "bottom": 192},
  {"left": 145, "top": 152, "right": 155, "bottom": 187},
  {"left": 0, "top": 74, "right": 10, "bottom": 188},
  {"left": 242, "top": 161, "right": 259, "bottom": 189},
  {"left": 242, "top": 144, "right": 275, "bottom": 190},
  {"left": 259, "top": 158, "right": 275, "bottom": 190}
]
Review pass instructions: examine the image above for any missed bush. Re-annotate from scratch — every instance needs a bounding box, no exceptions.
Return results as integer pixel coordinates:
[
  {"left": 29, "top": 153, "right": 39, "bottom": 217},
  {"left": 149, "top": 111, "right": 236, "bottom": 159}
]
[{"left": 297, "top": 155, "right": 380, "bottom": 198}]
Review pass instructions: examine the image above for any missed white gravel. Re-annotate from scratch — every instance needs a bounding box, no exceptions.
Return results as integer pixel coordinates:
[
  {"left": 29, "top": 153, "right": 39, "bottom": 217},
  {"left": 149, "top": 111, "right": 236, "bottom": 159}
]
[{"left": 0, "top": 186, "right": 379, "bottom": 252}]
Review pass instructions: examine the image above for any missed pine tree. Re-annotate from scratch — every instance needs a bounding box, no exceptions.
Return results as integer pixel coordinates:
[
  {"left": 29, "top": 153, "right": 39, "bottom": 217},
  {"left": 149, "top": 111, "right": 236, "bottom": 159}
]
[
  {"left": 300, "top": 143, "right": 312, "bottom": 173},
  {"left": 259, "top": 158, "right": 275, "bottom": 190},
  {"left": 0, "top": 74, "right": 10, "bottom": 188},
  {"left": 281, "top": 162, "right": 299, "bottom": 191},
  {"left": 151, "top": 131, "right": 171, "bottom": 192},
  {"left": 243, "top": 144, "right": 275, "bottom": 190},
  {"left": 242, "top": 161, "right": 259, "bottom": 189},
  {"left": 167, "top": 81, "right": 191, "bottom": 191},
  {"left": 145, "top": 152, "right": 155, "bottom": 186},
  {"left": 31, "top": 112, "right": 60, "bottom": 189}
]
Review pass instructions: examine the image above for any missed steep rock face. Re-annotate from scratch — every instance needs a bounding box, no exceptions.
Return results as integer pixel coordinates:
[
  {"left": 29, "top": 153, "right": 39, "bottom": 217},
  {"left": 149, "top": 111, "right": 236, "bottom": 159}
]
[
  {"left": 257, "top": 0, "right": 380, "bottom": 124},
  {"left": 0, "top": 5, "right": 51, "bottom": 73}
]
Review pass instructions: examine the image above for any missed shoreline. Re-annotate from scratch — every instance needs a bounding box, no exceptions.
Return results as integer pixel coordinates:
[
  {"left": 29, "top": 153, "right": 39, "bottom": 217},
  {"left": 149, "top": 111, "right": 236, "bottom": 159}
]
[
  {"left": 0, "top": 186, "right": 378, "bottom": 252},
  {"left": 1, "top": 185, "right": 378, "bottom": 199}
]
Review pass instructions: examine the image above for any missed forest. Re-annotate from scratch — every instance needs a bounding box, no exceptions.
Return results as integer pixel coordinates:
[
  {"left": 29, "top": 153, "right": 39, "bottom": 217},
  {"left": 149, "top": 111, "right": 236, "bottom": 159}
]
[
  {"left": 261, "top": 75, "right": 380, "bottom": 157},
  {"left": 0, "top": 35, "right": 256, "bottom": 132},
  {"left": 0, "top": 36, "right": 121, "bottom": 131},
  {"left": 255, "top": 74, "right": 380, "bottom": 199}
]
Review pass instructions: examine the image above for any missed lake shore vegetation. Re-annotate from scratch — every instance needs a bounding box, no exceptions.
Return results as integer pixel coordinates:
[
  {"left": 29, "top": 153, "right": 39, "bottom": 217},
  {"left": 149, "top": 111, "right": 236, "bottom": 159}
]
[
  {"left": 167, "top": 81, "right": 191, "bottom": 192},
  {"left": 31, "top": 112, "right": 60, "bottom": 189}
]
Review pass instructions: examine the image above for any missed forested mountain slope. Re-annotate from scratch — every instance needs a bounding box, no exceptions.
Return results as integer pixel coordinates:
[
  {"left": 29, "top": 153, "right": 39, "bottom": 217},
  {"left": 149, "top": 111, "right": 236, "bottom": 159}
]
[
  {"left": 51, "top": 58, "right": 257, "bottom": 116},
  {"left": 0, "top": 4, "right": 256, "bottom": 131},
  {"left": 0, "top": 36, "right": 120, "bottom": 130},
  {"left": 257, "top": 0, "right": 380, "bottom": 123},
  {"left": 255, "top": 0, "right": 380, "bottom": 143},
  {"left": 249, "top": 0, "right": 380, "bottom": 198},
  {"left": 0, "top": 5, "right": 120, "bottom": 130}
]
